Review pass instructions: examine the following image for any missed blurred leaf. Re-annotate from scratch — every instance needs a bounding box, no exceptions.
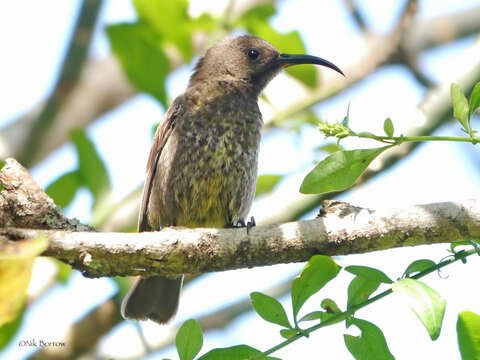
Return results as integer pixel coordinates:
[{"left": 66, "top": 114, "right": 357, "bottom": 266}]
[
  {"left": 113, "top": 277, "right": 131, "bottom": 298},
  {"left": 469, "top": 82, "right": 480, "bottom": 120},
  {"left": 457, "top": 311, "right": 480, "bottom": 360},
  {"left": 255, "top": 24, "right": 317, "bottom": 88},
  {"left": 345, "top": 266, "right": 392, "bottom": 284},
  {"left": 251, "top": 292, "right": 291, "bottom": 328},
  {"left": 287, "top": 111, "right": 320, "bottom": 133},
  {"left": 347, "top": 276, "right": 380, "bottom": 310},
  {"left": 45, "top": 170, "right": 80, "bottom": 208},
  {"left": 71, "top": 129, "right": 111, "bottom": 208},
  {"left": 237, "top": 4, "right": 317, "bottom": 87},
  {"left": 0, "top": 236, "right": 48, "bottom": 326},
  {"left": 451, "top": 83, "right": 469, "bottom": 130},
  {"left": 393, "top": 278, "right": 446, "bottom": 340},
  {"left": 383, "top": 118, "right": 394, "bottom": 137},
  {"left": 133, "top": 0, "right": 193, "bottom": 60},
  {"left": 54, "top": 259, "right": 72, "bottom": 284},
  {"left": 344, "top": 318, "right": 395, "bottom": 360},
  {"left": 238, "top": 4, "right": 277, "bottom": 24},
  {"left": 280, "top": 328, "right": 298, "bottom": 339},
  {"left": 0, "top": 306, "right": 25, "bottom": 350},
  {"left": 317, "top": 143, "right": 343, "bottom": 155},
  {"left": 291, "top": 255, "right": 341, "bottom": 322},
  {"left": 106, "top": 23, "right": 169, "bottom": 106},
  {"left": 403, "top": 259, "right": 436, "bottom": 278},
  {"left": 255, "top": 175, "right": 283, "bottom": 197},
  {"left": 176, "top": 319, "right": 203, "bottom": 360},
  {"left": 300, "top": 146, "right": 390, "bottom": 194},
  {"left": 198, "top": 345, "right": 280, "bottom": 360},
  {"left": 238, "top": 5, "right": 317, "bottom": 89},
  {"left": 193, "top": 13, "right": 217, "bottom": 32}
]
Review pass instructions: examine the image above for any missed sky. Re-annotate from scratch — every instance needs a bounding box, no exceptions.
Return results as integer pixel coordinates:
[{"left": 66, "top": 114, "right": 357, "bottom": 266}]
[{"left": 1, "top": 0, "right": 479, "bottom": 359}]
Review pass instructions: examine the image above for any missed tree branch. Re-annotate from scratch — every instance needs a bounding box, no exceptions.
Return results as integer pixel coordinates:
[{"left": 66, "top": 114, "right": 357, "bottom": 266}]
[
  {"left": 0, "top": 158, "right": 92, "bottom": 231},
  {"left": 1, "top": 159, "right": 479, "bottom": 279},
  {"left": 1, "top": 199, "right": 477, "bottom": 278}
]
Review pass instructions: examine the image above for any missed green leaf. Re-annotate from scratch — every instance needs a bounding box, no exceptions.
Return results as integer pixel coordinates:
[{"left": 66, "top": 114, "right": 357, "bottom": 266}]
[
  {"left": 45, "top": 170, "right": 80, "bottom": 208},
  {"left": 255, "top": 175, "right": 283, "bottom": 197},
  {"left": 383, "top": 118, "right": 394, "bottom": 137},
  {"left": 198, "top": 345, "right": 280, "bottom": 360},
  {"left": 0, "top": 308, "right": 24, "bottom": 350},
  {"left": 106, "top": 23, "right": 169, "bottom": 106},
  {"left": 193, "top": 13, "right": 217, "bottom": 33},
  {"left": 300, "top": 146, "right": 390, "bottom": 194},
  {"left": 469, "top": 82, "right": 480, "bottom": 120},
  {"left": 71, "top": 130, "right": 111, "bottom": 208},
  {"left": 291, "top": 255, "right": 341, "bottom": 322},
  {"left": 112, "top": 277, "right": 131, "bottom": 299},
  {"left": 344, "top": 318, "right": 395, "bottom": 360},
  {"left": 280, "top": 328, "right": 298, "bottom": 339},
  {"left": 176, "top": 319, "right": 203, "bottom": 360},
  {"left": 133, "top": 0, "right": 194, "bottom": 60},
  {"left": 347, "top": 276, "right": 381, "bottom": 310},
  {"left": 299, "top": 310, "right": 345, "bottom": 326},
  {"left": 238, "top": 4, "right": 276, "bottom": 25},
  {"left": 451, "top": 83, "right": 469, "bottom": 130},
  {"left": 0, "top": 307, "right": 25, "bottom": 350},
  {"left": 251, "top": 292, "right": 291, "bottom": 328},
  {"left": 403, "top": 259, "right": 436, "bottom": 278},
  {"left": 345, "top": 266, "right": 393, "bottom": 284},
  {"left": 299, "top": 311, "right": 325, "bottom": 322},
  {"left": 392, "top": 278, "right": 446, "bottom": 340},
  {"left": 457, "top": 311, "right": 480, "bottom": 360},
  {"left": 54, "top": 259, "right": 72, "bottom": 284}
]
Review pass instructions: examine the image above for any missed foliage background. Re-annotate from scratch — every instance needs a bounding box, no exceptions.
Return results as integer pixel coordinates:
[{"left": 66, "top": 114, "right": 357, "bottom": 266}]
[{"left": 0, "top": 0, "right": 479, "bottom": 359}]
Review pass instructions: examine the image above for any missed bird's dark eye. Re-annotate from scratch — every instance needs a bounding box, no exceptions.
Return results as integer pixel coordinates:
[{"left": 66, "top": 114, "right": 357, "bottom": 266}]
[{"left": 247, "top": 49, "right": 260, "bottom": 60}]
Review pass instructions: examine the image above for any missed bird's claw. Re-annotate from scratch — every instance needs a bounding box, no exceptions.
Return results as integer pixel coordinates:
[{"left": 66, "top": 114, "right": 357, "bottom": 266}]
[
  {"left": 234, "top": 216, "right": 256, "bottom": 233},
  {"left": 246, "top": 216, "right": 256, "bottom": 231}
]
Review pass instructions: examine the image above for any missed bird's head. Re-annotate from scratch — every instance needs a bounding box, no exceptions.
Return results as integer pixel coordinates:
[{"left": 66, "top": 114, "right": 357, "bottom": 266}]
[{"left": 189, "top": 35, "right": 344, "bottom": 95}]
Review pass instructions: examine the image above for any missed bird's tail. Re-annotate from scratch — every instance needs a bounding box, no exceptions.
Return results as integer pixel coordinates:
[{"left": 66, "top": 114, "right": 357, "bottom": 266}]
[{"left": 121, "top": 275, "right": 183, "bottom": 324}]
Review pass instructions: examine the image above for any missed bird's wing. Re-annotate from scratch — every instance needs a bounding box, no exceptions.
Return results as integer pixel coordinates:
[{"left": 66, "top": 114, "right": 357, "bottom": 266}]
[{"left": 138, "top": 97, "right": 183, "bottom": 232}]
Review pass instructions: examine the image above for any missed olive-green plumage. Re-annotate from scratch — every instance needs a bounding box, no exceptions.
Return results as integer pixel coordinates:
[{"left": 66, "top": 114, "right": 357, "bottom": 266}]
[{"left": 121, "top": 35, "right": 343, "bottom": 324}]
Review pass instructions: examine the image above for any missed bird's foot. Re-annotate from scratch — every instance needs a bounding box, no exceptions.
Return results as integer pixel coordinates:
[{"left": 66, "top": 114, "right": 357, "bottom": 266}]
[{"left": 233, "top": 216, "right": 256, "bottom": 233}]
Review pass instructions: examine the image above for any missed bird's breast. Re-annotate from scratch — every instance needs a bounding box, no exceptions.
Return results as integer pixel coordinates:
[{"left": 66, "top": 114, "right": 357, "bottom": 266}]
[{"left": 152, "top": 98, "right": 262, "bottom": 228}]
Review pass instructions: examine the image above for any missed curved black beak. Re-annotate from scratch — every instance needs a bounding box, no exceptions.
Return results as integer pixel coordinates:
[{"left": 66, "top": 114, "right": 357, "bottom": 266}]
[{"left": 278, "top": 53, "right": 344, "bottom": 76}]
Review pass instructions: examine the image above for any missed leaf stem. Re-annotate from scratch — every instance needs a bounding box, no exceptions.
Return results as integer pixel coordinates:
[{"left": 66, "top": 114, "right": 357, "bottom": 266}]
[{"left": 355, "top": 133, "right": 479, "bottom": 144}]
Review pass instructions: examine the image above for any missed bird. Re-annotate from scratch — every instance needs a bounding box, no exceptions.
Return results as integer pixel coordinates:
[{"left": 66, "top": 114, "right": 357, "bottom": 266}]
[{"left": 121, "top": 35, "right": 344, "bottom": 324}]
